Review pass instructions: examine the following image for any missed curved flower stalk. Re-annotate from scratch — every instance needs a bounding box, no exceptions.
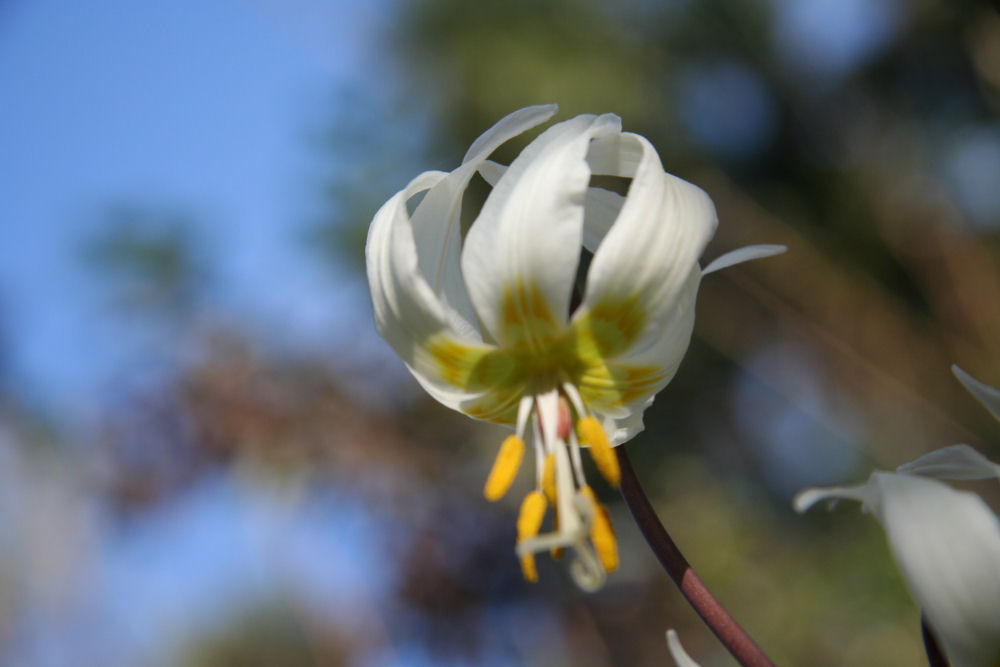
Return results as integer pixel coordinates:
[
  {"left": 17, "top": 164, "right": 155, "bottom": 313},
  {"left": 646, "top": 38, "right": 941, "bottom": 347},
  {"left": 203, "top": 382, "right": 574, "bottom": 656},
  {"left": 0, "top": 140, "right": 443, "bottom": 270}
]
[
  {"left": 795, "top": 366, "right": 1000, "bottom": 667},
  {"left": 366, "top": 104, "right": 784, "bottom": 590}
]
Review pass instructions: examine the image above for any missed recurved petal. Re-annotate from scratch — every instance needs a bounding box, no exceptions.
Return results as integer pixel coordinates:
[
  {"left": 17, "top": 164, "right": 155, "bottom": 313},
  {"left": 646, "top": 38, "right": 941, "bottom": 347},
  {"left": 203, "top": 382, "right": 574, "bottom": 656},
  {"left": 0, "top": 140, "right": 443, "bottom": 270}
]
[
  {"left": 953, "top": 365, "right": 1000, "bottom": 424},
  {"left": 410, "top": 105, "right": 559, "bottom": 340},
  {"left": 702, "top": 244, "right": 787, "bottom": 275},
  {"left": 572, "top": 132, "right": 715, "bottom": 388},
  {"left": 366, "top": 170, "right": 495, "bottom": 411},
  {"left": 666, "top": 630, "right": 703, "bottom": 667},
  {"left": 478, "top": 159, "right": 624, "bottom": 254},
  {"left": 462, "top": 113, "right": 623, "bottom": 348},
  {"left": 571, "top": 259, "right": 701, "bottom": 443},
  {"left": 797, "top": 472, "right": 1000, "bottom": 667},
  {"left": 897, "top": 445, "right": 1000, "bottom": 481}
]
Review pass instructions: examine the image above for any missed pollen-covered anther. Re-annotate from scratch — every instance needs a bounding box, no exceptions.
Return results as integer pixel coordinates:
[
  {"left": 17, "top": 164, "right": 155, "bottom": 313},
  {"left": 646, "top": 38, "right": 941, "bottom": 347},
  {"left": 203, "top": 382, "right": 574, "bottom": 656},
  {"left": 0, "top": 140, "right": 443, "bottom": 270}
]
[
  {"left": 581, "top": 486, "right": 619, "bottom": 573},
  {"left": 577, "top": 416, "right": 621, "bottom": 488},
  {"left": 542, "top": 453, "right": 557, "bottom": 504},
  {"left": 516, "top": 491, "right": 548, "bottom": 582},
  {"left": 484, "top": 435, "right": 525, "bottom": 501}
]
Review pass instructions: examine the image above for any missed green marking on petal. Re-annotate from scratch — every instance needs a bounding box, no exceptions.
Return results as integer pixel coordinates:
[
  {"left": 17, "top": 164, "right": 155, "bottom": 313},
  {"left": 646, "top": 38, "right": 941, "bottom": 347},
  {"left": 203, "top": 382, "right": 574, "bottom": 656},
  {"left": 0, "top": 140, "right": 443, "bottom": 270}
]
[
  {"left": 570, "top": 294, "right": 645, "bottom": 360},
  {"left": 463, "top": 387, "right": 525, "bottom": 424},
  {"left": 579, "top": 362, "right": 666, "bottom": 411},
  {"left": 500, "top": 279, "right": 562, "bottom": 349},
  {"left": 424, "top": 289, "right": 659, "bottom": 421}
]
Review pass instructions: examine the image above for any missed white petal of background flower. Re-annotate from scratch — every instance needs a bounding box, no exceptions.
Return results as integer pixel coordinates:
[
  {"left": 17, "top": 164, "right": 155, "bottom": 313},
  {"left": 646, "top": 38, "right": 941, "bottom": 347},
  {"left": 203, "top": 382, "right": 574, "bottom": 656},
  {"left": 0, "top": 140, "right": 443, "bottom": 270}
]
[
  {"left": 897, "top": 444, "right": 1000, "bottom": 481},
  {"left": 666, "top": 629, "right": 703, "bottom": 667},
  {"left": 953, "top": 365, "right": 1000, "bottom": 424},
  {"left": 797, "top": 469, "right": 1000, "bottom": 667}
]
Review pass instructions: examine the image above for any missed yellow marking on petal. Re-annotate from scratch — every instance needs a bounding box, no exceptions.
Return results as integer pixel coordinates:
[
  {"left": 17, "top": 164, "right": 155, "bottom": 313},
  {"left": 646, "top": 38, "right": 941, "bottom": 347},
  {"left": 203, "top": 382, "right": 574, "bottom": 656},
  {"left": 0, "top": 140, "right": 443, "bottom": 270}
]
[
  {"left": 463, "top": 387, "right": 524, "bottom": 425},
  {"left": 500, "top": 279, "right": 561, "bottom": 350},
  {"left": 578, "top": 362, "right": 666, "bottom": 412},
  {"left": 577, "top": 416, "right": 621, "bottom": 488},
  {"left": 541, "top": 453, "right": 557, "bottom": 504},
  {"left": 484, "top": 435, "right": 525, "bottom": 501},
  {"left": 425, "top": 337, "right": 488, "bottom": 388},
  {"left": 426, "top": 336, "right": 522, "bottom": 393},
  {"left": 571, "top": 295, "right": 645, "bottom": 360},
  {"left": 516, "top": 491, "right": 547, "bottom": 583},
  {"left": 581, "top": 486, "right": 619, "bottom": 573}
]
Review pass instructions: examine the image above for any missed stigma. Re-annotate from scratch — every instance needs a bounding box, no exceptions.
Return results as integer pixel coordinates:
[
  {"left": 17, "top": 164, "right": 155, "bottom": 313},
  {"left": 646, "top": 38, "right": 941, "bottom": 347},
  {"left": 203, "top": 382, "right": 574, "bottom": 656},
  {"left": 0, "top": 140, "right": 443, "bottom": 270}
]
[{"left": 482, "top": 386, "right": 620, "bottom": 591}]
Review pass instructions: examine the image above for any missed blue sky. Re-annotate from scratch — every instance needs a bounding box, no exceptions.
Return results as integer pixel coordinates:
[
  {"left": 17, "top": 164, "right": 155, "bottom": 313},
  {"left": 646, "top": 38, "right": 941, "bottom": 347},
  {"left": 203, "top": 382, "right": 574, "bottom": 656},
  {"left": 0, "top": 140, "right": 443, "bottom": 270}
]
[
  {"left": 0, "top": 0, "right": 391, "bottom": 418},
  {"left": 0, "top": 2, "right": 409, "bottom": 662}
]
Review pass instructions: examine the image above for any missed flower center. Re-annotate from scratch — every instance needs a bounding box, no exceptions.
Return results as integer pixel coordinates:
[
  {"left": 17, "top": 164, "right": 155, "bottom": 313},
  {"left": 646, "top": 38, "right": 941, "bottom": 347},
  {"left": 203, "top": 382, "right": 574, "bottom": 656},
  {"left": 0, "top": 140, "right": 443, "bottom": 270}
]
[{"left": 481, "top": 385, "right": 621, "bottom": 590}]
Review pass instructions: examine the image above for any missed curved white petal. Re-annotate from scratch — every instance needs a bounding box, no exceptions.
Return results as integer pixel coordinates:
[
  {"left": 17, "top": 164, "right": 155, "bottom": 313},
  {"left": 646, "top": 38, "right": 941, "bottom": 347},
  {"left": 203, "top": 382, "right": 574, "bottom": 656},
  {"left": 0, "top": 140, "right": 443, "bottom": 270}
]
[
  {"left": 580, "top": 186, "right": 626, "bottom": 253},
  {"left": 366, "top": 170, "right": 494, "bottom": 411},
  {"left": 462, "top": 113, "right": 623, "bottom": 346},
  {"left": 462, "top": 104, "right": 559, "bottom": 164},
  {"left": 576, "top": 133, "right": 716, "bottom": 354},
  {"left": 797, "top": 472, "right": 1000, "bottom": 667},
  {"left": 898, "top": 445, "right": 1000, "bottom": 481},
  {"left": 600, "top": 398, "right": 651, "bottom": 445},
  {"left": 570, "top": 133, "right": 714, "bottom": 432},
  {"left": 953, "top": 365, "right": 1000, "bottom": 424},
  {"left": 702, "top": 244, "right": 787, "bottom": 275},
  {"left": 579, "top": 270, "right": 700, "bottom": 445},
  {"left": 478, "top": 160, "right": 624, "bottom": 254},
  {"left": 793, "top": 481, "right": 870, "bottom": 513},
  {"left": 410, "top": 105, "right": 559, "bottom": 339},
  {"left": 666, "top": 630, "right": 703, "bottom": 667}
]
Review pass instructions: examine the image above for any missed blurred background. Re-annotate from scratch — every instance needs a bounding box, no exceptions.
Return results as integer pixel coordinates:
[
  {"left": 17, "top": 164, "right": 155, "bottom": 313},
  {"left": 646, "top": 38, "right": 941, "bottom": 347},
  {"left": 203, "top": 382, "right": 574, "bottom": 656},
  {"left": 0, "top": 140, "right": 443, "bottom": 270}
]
[{"left": 2, "top": 0, "right": 1000, "bottom": 664}]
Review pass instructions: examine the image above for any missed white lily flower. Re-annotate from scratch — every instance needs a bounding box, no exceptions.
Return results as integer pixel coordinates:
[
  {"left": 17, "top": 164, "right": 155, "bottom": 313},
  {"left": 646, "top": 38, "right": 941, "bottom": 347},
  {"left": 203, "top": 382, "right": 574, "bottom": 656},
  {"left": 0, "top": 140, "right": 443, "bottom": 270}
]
[
  {"left": 366, "top": 104, "right": 784, "bottom": 589},
  {"left": 795, "top": 367, "right": 1000, "bottom": 667}
]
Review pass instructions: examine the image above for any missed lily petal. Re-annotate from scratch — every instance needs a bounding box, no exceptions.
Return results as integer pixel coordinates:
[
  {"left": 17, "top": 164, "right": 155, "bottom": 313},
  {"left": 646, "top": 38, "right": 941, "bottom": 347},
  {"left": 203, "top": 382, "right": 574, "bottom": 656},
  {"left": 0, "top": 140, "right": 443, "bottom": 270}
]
[
  {"left": 666, "top": 630, "right": 703, "bottom": 667},
  {"left": 576, "top": 133, "right": 716, "bottom": 352},
  {"left": 569, "top": 133, "right": 715, "bottom": 434},
  {"left": 897, "top": 444, "right": 1000, "bottom": 481},
  {"left": 575, "top": 270, "right": 700, "bottom": 443},
  {"left": 953, "top": 365, "right": 1000, "bottom": 424},
  {"left": 366, "top": 170, "right": 501, "bottom": 412},
  {"left": 410, "top": 104, "right": 559, "bottom": 340},
  {"left": 702, "top": 244, "right": 787, "bottom": 275},
  {"left": 462, "top": 113, "right": 622, "bottom": 348},
  {"left": 797, "top": 472, "right": 1000, "bottom": 667},
  {"left": 478, "top": 159, "right": 624, "bottom": 254}
]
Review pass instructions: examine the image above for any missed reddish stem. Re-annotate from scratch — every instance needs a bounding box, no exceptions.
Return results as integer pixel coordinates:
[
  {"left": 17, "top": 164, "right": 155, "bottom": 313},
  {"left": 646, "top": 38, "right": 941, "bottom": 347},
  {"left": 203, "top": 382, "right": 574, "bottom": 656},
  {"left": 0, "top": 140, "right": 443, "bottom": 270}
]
[
  {"left": 616, "top": 447, "right": 776, "bottom": 667},
  {"left": 922, "top": 616, "right": 950, "bottom": 667}
]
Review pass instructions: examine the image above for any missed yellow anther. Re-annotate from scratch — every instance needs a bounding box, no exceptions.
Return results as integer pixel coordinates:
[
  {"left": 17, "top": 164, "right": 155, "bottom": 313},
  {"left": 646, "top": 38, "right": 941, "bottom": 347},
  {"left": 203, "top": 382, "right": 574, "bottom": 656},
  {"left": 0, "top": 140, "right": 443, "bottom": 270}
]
[
  {"left": 520, "top": 554, "right": 539, "bottom": 582},
  {"left": 551, "top": 511, "right": 564, "bottom": 560},
  {"left": 517, "top": 490, "right": 547, "bottom": 540},
  {"left": 484, "top": 435, "right": 525, "bottom": 501},
  {"left": 516, "top": 491, "right": 547, "bottom": 583},
  {"left": 581, "top": 486, "right": 618, "bottom": 573},
  {"left": 577, "top": 416, "right": 621, "bottom": 488},
  {"left": 542, "top": 453, "right": 557, "bottom": 504}
]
